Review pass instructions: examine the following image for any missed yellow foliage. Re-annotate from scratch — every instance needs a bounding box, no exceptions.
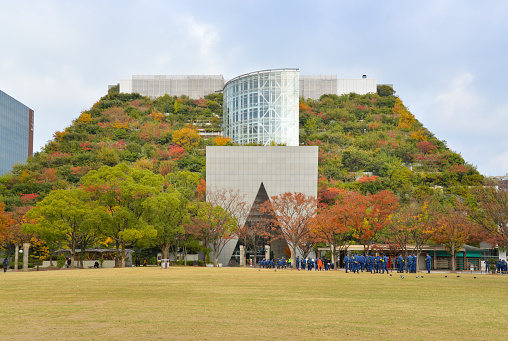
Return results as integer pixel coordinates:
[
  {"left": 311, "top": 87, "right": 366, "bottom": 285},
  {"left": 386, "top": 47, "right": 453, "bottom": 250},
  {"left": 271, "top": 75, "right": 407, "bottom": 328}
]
[
  {"left": 393, "top": 98, "right": 416, "bottom": 130},
  {"left": 53, "top": 130, "right": 68, "bottom": 141},
  {"left": 98, "top": 237, "right": 114, "bottom": 247},
  {"left": 111, "top": 120, "right": 129, "bottom": 129},
  {"left": 149, "top": 112, "right": 165, "bottom": 122},
  {"left": 213, "top": 136, "right": 232, "bottom": 146},
  {"left": 19, "top": 170, "right": 31, "bottom": 182},
  {"left": 410, "top": 129, "right": 427, "bottom": 141},
  {"left": 172, "top": 127, "right": 201, "bottom": 150},
  {"left": 132, "top": 158, "right": 154, "bottom": 171},
  {"left": 77, "top": 112, "right": 93, "bottom": 124}
]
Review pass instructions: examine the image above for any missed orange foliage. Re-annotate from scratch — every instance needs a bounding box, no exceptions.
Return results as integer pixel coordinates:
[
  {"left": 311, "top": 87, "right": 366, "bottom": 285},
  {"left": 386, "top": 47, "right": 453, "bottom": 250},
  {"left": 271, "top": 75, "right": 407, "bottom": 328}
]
[
  {"left": 53, "top": 130, "right": 68, "bottom": 141},
  {"left": 148, "top": 112, "right": 165, "bottom": 122},
  {"left": 213, "top": 136, "right": 232, "bottom": 146},
  {"left": 197, "top": 179, "right": 206, "bottom": 200}
]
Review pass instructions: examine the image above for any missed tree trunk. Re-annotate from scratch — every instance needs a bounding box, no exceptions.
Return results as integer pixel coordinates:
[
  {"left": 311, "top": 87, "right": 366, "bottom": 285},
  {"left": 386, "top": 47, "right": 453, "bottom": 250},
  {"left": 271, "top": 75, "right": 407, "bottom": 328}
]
[
  {"left": 213, "top": 252, "right": 218, "bottom": 267},
  {"left": 49, "top": 250, "right": 54, "bottom": 267},
  {"left": 14, "top": 243, "right": 19, "bottom": 271},
  {"left": 79, "top": 240, "right": 85, "bottom": 268},
  {"left": 162, "top": 244, "right": 170, "bottom": 260},
  {"left": 22, "top": 242, "right": 29, "bottom": 272},
  {"left": 71, "top": 239, "right": 76, "bottom": 269},
  {"left": 121, "top": 242, "right": 126, "bottom": 268},
  {"left": 290, "top": 246, "right": 296, "bottom": 268},
  {"left": 331, "top": 244, "right": 336, "bottom": 269},
  {"left": 115, "top": 240, "right": 120, "bottom": 268},
  {"left": 183, "top": 243, "right": 187, "bottom": 266}
]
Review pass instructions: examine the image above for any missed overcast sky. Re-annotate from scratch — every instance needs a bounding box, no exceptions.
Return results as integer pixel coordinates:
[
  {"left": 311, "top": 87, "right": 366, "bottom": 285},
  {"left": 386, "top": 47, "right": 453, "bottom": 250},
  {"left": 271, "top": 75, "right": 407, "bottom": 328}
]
[{"left": 1, "top": 0, "right": 507, "bottom": 176}]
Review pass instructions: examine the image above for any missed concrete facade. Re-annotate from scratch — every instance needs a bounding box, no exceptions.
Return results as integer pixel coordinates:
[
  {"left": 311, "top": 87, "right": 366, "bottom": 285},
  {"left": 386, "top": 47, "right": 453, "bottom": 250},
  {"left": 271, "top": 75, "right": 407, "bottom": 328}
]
[
  {"left": 300, "top": 75, "right": 377, "bottom": 100},
  {"left": 206, "top": 146, "right": 318, "bottom": 266},
  {"left": 120, "top": 75, "right": 225, "bottom": 99},
  {"left": 119, "top": 73, "right": 378, "bottom": 101}
]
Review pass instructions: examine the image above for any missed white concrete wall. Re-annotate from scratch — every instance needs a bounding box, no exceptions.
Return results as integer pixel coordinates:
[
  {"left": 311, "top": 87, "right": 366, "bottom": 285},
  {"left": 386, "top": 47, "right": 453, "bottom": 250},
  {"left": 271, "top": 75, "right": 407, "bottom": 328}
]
[
  {"left": 119, "top": 79, "right": 132, "bottom": 94},
  {"left": 337, "top": 78, "right": 377, "bottom": 95}
]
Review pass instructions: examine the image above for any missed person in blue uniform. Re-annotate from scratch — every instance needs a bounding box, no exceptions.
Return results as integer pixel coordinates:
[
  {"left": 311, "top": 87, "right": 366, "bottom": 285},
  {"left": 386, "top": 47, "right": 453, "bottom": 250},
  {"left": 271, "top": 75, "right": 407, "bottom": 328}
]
[
  {"left": 359, "top": 254, "right": 365, "bottom": 272},
  {"left": 382, "top": 253, "right": 389, "bottom": 274},
  {"left": 369, "top": 254, "right": 375, "bottom": 273},
  {"left": 373, "top": 254, "right": 380, "bottom": 273},
  {"left": 350, "top": 254, "right": 357, "bottom": 273},
  {"left": 425, "top": 253, "right": 431, "bottom": 273},
  {"left": 296, "top": 256, "right": 300, "bottom": 270},
  {"left": 406, "top": 254, "right": 413, "bottom": 273},
  {"left": 397, "top": 254, "right": 404, "bottom": 273},
  {"left": 344, "top": 253, "right": 349, "bottom": 273}
]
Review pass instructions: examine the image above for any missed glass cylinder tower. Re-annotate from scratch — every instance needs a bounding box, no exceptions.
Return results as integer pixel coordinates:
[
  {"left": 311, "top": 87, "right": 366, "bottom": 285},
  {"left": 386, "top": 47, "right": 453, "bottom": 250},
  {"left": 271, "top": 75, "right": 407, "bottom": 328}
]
[{"left": 223, "top": 69, "right": 299, "bottom": 146}]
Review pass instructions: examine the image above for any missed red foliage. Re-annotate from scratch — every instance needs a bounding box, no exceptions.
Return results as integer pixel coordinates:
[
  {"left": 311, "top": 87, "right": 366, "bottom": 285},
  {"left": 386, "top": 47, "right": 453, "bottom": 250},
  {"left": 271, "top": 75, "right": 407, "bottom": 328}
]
[
  {"left": 417, "top": 140, "right": 436, "bottom": 154},
  {"left": 318, "top": 186, "right": 342, "bottom": 205},
  {"left": 356, "top": 175, "right": 379, "bottom": 183},
  {"left": 80, "top": 141, "right": 93, "bottom": 151},
  {"left": 193, "top": 98, "right": 207, "bottom": 108},
  {"left": 448, "top": 164, "right": 468, "bottom": 173},
  {"left": 112, "top": 140, "right": 126, "bottom": 151},
  {"left": 20, "top": 193, "right": 39, "bottom": 204}
]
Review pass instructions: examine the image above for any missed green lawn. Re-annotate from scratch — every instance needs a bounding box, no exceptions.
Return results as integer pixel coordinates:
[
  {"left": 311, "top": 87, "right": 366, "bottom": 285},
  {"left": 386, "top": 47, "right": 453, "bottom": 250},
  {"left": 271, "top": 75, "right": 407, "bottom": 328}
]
[{"left": 1, "top": 267, "right": 507, "bottom": 340}]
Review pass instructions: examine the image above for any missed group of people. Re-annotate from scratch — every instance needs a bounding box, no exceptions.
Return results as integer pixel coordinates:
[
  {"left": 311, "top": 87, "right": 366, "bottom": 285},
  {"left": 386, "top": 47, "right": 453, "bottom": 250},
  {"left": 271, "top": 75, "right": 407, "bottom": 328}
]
[
  {"left": 486, "top": 258, "right": 508, "bottom": 273},
  {"left": 259, "top": 256, "right": 335, "bottom": 271},
  {"left": 344, "top": 253, "right": 390, "bottom": 274},
  {"left": 396, "top": 253, "right": 432, "bottom": 274}
]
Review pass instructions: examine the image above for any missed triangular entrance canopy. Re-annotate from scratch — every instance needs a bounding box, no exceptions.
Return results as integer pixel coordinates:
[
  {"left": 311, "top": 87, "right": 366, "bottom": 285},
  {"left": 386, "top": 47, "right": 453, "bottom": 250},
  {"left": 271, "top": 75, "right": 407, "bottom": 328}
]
[{"left": 245, "top": 182, "right": 276, "bottom": 229}]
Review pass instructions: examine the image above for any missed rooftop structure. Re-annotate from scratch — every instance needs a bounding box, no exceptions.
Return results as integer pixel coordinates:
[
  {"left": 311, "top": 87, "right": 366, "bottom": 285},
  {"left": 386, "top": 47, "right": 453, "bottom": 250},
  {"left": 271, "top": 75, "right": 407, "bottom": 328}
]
[
  {"left": 222, "top": 69, "right": 300, "bottom": 146},
  {"left": 119, "top": 72, "right": 378, "bottom": 100}
]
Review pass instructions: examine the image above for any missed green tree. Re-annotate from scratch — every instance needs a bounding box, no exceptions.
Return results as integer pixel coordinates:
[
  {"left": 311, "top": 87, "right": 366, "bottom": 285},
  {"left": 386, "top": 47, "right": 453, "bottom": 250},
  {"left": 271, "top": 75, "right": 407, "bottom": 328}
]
[
  {"left": 24, "top": 189, "right": 96, "bottom": 268},
  {"left": 81, "top": 164, "right": 164, "bottom": 267},
  {"left": 142, "top": 191, "right": 190, "bottom": 260}
]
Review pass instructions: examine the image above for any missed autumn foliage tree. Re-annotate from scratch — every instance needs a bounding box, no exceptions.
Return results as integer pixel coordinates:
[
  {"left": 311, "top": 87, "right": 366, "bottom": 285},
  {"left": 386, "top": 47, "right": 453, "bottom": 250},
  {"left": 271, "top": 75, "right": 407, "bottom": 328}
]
[
  {"left": 357, "top": 190, "right": 399, "bottom": 252},
  {"left": 172, "top": 127, "right": 201, "bottom": 150},
  {"left": 388, "top": 200, "right": 434, "bottom": 269},
  {"left": 0, "top": 203, "right": 14, "bottom": 252},
  {"left": 431, "top": 200, "right": 481, "bottom": 271},
  {"left": 261, "top": 192, "right": 317, "bottom": 268},
  {"left": 467, "top": 187, "right": 508, "bottom": 250},
  {"left": 189, "top": 202, "right": 237, "bottom": 266}
]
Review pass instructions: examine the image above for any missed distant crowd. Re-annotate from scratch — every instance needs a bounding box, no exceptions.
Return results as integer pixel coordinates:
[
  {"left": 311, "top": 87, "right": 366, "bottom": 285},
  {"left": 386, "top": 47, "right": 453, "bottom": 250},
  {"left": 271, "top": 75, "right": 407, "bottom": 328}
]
[
  {"left": 486, "top": 259, "right": 507, "bottom": 273},
  {"left": 260, "top": 257, "right": 335, "bottom": 270},
  {"left": 259, "top": 253, "right": 433, "bottom": 274}
]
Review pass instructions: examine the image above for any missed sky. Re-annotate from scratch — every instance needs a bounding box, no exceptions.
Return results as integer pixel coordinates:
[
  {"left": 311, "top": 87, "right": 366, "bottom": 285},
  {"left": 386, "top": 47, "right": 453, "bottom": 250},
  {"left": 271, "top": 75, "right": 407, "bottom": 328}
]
[{"left": 1, "top": 0, "right": 507, "bottom": 176}]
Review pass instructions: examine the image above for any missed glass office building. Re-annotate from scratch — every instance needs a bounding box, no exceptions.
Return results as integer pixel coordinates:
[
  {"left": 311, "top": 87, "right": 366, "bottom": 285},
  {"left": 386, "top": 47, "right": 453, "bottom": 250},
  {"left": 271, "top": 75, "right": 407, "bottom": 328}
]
[
  {"left": 223, "top": 69, "right": 299, "bottom": 146},
  {"left": 0, "top": 90, "right": 34, "bottom": 175}
]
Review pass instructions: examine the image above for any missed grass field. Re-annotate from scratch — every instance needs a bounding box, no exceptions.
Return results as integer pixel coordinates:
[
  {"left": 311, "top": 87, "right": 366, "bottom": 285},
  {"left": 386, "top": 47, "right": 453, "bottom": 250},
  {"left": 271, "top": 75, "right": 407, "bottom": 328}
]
[{"left": 1, "top": 267, "right": 507, "bottom": 340}]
